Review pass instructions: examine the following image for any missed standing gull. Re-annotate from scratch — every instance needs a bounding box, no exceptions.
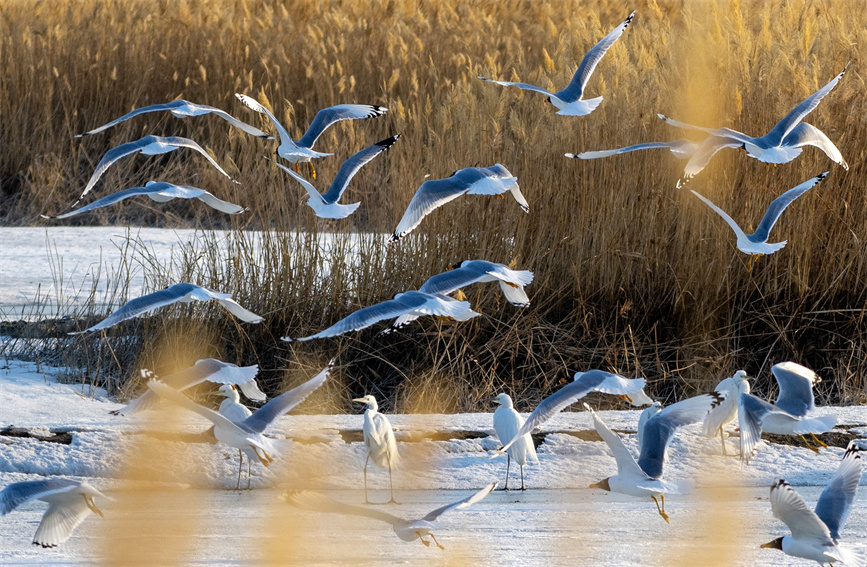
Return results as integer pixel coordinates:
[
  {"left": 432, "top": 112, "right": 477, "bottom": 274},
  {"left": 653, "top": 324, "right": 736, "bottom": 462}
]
[
  {"left": 217, "top": 384, "right": 256, "bottom": 490},
  {"left": 269, "top": 134, "right": 400, "bottom": 219},
  {"left": 353, "top": 394, "right": 399, "bottom": 504},
  {"left": 76, "top": 99, "right": 272, "bottom": 138},
  {"left": 701, "top": 370, "right": 751, "bottom": 455},
  {"left": 1, "top": 479, "right": 111, "bottom": 548},
  {"left": 72, "top": 283, "right": 263, "bottom": 334},
  {"left": 390, "top": 164, "right": 529, "bottom": 242},
  {"left": 479, "top": 12, "right": 634, "bottom": 116},
  {"left": 491, "top": 393, "right": 538, "bottom": 490},
  {"left": 285, "top": 482, "right": 497, "bottom": 550}
]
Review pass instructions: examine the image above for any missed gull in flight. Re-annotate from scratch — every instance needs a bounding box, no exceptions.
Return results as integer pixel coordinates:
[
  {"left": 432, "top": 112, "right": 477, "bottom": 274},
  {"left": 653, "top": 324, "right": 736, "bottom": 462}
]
[
  {"left": 1, "top": 479, "right": 112, "bottom": 548},
  {"left": 282, "top": 291, "right": 479, "bottom": 341},
  {"left": 691, "top": 172, "right": 828, "bottom": 268},
  {"left": 285, "top": 482, "right": 497, "bottom": 550},
  {"left": 761, "top": 442, "right": 865, "bottom": 567},
  {"left": 269, "top": 134, "right": 400, "bottom": 219},
  {"left": 75, "top": 99, "right": 273, "bottom": 138},
  {"left": 494, "top": 370, "right": 652, "bottom": 457},
  {"left": 43, "top": 181, "right": 244, "bottom": 219},
  {"left": 479, "top": 12, "right": 634, "bottom": 116},
  {"left": 566, "top": 139, "right": 699, "bottom": 160},
  {"left": 660, "top": 66, "right": 848, "bottom": 184},
  {"left": 74, "top": 135, "right": 238, "bottom": 206},
  {"left": 587, "top": 394, "right": 719, "bottom": 522},
  {"left": 738, "top": 361, "right": 837, "bottom": 464},
  {"left": 353, "top": 395, "right": 399, "bottom": 504},
  {"left": 71, "top": 282, "right": 263, "bottom": 334},
  {"left": 701, "top": 370, "right": 750, "bottom": 456},
  {"left": 491, "top": 393, "right": 538, "bottom": 490},
  {"left": 146, "top": 364, "right": 330, "bottom": 482},
  {"left": 390, "top": 164, "right": 529, "bottom": 242},
  {"left": 110, "top": 358, "right": 264, "bottom": 416},
  {"left": 236, "top": 93, "right": 387, "bottom": 176}
]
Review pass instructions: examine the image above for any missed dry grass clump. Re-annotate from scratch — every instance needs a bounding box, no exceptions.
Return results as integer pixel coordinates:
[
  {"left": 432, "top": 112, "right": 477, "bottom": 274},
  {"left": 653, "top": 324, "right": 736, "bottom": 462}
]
[{"left": 1, "top": 0, "right": 866, "bottom": 410}]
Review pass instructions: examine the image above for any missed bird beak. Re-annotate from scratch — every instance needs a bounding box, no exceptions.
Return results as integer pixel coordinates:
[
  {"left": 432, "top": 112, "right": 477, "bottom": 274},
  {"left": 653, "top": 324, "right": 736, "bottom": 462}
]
[
  {"left": 588, "top": 480, "right": 606, "bottom": 490},
  {"left": 352, "top": 398, "right": 366, "bottom": 403}
]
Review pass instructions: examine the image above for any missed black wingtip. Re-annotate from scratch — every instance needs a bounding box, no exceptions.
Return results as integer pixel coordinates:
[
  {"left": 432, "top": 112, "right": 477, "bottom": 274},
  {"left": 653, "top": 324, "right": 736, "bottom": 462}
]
[
  {"left": 388, "top": 233, "right": 401, "bottom": 243},
  {"left": 377, "top": 134, "right": 401, "bottom": 148},
  {"left": 624, "top": 11, "right": 636, "bottom": 26},
  {"left": 369, "top": 105, "right": 388, "bottom": 116}
]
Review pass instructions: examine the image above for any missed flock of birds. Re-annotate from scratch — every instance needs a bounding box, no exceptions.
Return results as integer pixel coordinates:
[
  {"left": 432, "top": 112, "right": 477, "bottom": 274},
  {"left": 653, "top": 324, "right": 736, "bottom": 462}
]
[{"left": 2, "top": 10, "right": 862, "bottom": 566}]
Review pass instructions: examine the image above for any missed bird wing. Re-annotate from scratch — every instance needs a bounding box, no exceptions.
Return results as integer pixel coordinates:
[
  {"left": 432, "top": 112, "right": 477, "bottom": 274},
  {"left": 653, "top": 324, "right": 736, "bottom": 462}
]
[
  {"left": 569, "top": 140, "right": 693, "bottom": 159},
  {"left": 285, "top": 491, "right": 405, "bottom": 526},
  {"left": 195, "top": 104, "right": 271, "bottom": 138},
  {"left": 586, "top": 403, "right": 647, "bottom": 478},
  {"left": 44, "top": 183, "right": 166, "bottom": 219},
  {"left": 421, "top": 482, "right": 498, "bottom": 522},
  {"left": 770, "top": 479, "right": 835, "bottom": 547},
  {"left": 77, "top": 136, "right": 158, "bottom": 202},
  {"left": 321, "top": 135, "right": 400, "bottom": 204},
  {"left": 751, "top": 173, "right": 827, "bottom": 243},
  {"left": 145, "top": 379, "right": 250, "bottom": 433},
  {"left": 680, "top": 135, "right": 744, "bottom": 181},
  {"left": 242, "top": 364, "right": 330, "bottom": 433},
  {"left": 418, "top": 263, "right": 489, "bottom": 295},
  {"left": 477, "top": 77, "right": 555, "bottom": 97},
  {"left": 185, "top": 188, "right": 245, "bottom": 214},
  {"left": 390, "top": 175, "right": 473, "bottom": 241},
  {"left": 183, "top": 285, "right": 263, "bottom": 323},
  {"left": 145, "top": 182, "right": 244, "bottom": 214},
  {"left": 296, "top": 104, "right": 388, "bottom": 149},
  {"left": 764, "top": 67, "right": 847, "bottom": 145},
  {"left": 155, "top": 136, "right": 235, "bottom": 182},
  {"left": 815, "top": 442, "right": 863, "bottom": 541},
  {"left": 75, "top": 101, "right": 182, "bottom": 137},
  {"left": 737, "top": 393, "right": 778, "bottom": 464},
  {"left": 32, "top": 495, "right": 93, "bottom": 548},
  {"left": 637, "top": 394, "right": 718, "bottom": 479},
  {"left": 781, "top": 123, "right": 848, "bottom": 169},
  {"left": 690, "top": 190, "right": 750, "bottom": 243},
  {"left": 771, "top": 361, "right": 821, "bottom": 417},
  {"left": 558, "top": 12, "right": 634, "bottom": 101},
  {"left": 0, "top": 480, "right": 82, "bottom": 515},
  {"left": 288, "top": 297, "right": 424, "bottom": 341},
  {"left": 73, "top": 283, "right": 197, "bottom": 333},
  {"left": 656, "top": 114, "right": 753, "bottom": 142},
  {"left": 235, "top": 93, "right": 297, "bottom": 150},
  {"left": 269, "top": 158, "right": 327, "bottom": 204}
]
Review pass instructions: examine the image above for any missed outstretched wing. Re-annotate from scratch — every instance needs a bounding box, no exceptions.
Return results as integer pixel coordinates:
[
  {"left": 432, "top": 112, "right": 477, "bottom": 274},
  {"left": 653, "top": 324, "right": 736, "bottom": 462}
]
[
  {"left": 557, "top": 12, "right": 634, "bottom": 101},
  {"left": 297, "top": 104, "right": 388, "bottom": 149},
  {"left": 74, "top": 283, "right": 198, "bottom": 333},
  {"left": 691, "top": 190, "right": 750, "bottom": 243},
  {"left": 390, "top": 175, "right": 472, "bottom": 241},
  {"left": 76, "top": 101, "right": 184, "bottom": 137},
  {"left": 586, "top": 403, "right": 647, "bottom": 478},
  {"left": 814, "top": 442, "right": 862, "bottom": 541},
  {"left": 637, "top": 394, "right": 718, "bottom": 479},
  {"left": 478, "top": 77, "right": 555, "bottom": 98},
  {"left": 321, "top": 135, "right": 400, "bottom": 204},
  {"left": 242, "top": 364, "right": 330, "bottom": 433},
  {"left": 236, "top": 93, "right": 296, "bottom": 149},
  {"left": 285, "top": 491, "right": 404, "bottom": 527},
  {"left": 782, "top": 123, "right": 848, "bottom": 169},
  {"left": 1, "top": 480, "right": 81, "bottom": 515},
  {"left": 751, "top": 173, "right": 827, "bottom": 243},
  {"left": 77, "top": 136, "right": 160, "bottom": 202},
  {"left": 771, "top": 361, "right": 821, "bottom": 417},
  {"left": 568, "top": 140, "right": 695, "bottom": 160},
  {"left": 33, "top": 496, "right": 93, "bottom": 548},
  {"left": 770, "top": 479, "right": 835, "bottom": 547},
  {"left": 764, "top": 66, "right": 847, "bottom": 145},
  {"left": 421, "top": 482, "right": 498, "bottom": 522}
]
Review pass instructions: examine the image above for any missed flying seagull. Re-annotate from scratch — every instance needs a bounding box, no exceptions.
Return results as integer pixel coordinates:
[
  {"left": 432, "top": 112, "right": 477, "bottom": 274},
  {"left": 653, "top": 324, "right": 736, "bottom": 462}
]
[
  {"left": 491, "top": 393, "right": 538, "bottom": 490},
  {"left": 761, "top": 442, "right": 865, "bottom": 567},
  {"left": 110, "top": 358, "right": 264, "bottom": 416},
  {"left": 390, "top": 164, "right": 529, "bottom": 242},
  {"left": 494, "top": 370, "right": 652, "bottom": 457},
  {"left": 0, "top": 479, "right": 112, "bottom": 548},
  {"left": 701, "top": 370, "right": 750, "bottom": 455},
  {"left": 236, "top": 93, "right": 387, "bottom": 176},
  {"left": 353, "top": 394, "right": 400, "bottom": 504},
  {"left": 71, "top": 282, "right": 263, "bottom": 334},
  {"left": 269, "top": 134, "right": 400, "bottom": 219},
  {"left": 285, "top": 482, "right": 497, "bottom": 550},
  {"left": 43, "top": 181, "right": 244, "bottom": 219},
  {"left": 660, "top": 66, "right": 848, "bottom": 184},
  {"left": 479, "top": 12, "right": 634, "bottom": 116},
  {"left": 738, "top": 361, "right": 837, "bottom": 464},
  {"left": 282, "top": 291, "right": 479, "bottom": 341},
  {"left": 691, "top": 172, "right": 828, "bottom": 267},
  {"left": 566, "top": 139, "right": 699, "bottom": 160},
  {"left": 587, "top": 394, "right": 719, "bottom": 522},
  {"left": 74, "top": 135, "right": 238, "bottom": 206},
  {"left": 75, "top": 99, "right": 272, "bottom": 138}
]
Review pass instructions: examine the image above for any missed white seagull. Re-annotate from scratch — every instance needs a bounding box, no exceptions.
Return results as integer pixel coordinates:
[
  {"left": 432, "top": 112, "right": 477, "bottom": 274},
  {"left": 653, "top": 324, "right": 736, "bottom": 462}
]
[
  {"left": 72, "top": 282, "right": 263, "bottom": 334},
  {"left": 110, "top": 358, "right": 264, "bottom": 416},
  {"left": 636, "top": 400, "right": 664, "bottom": 450},
  {"left": 75, "top": 99, "right": 272, "bottom": 138},
  {"left": 479, "top": 12, "right": 634, "bottom": 116},
  {"left": 75, "top": 135, "right": 238, "bottom": 205},
  {"left": 566, "top": 139, "right": 699, "bottom": 160},
  {"left": 738, "top": 361, "right": 837, "bottom": 464},
  {"left": 691, "top": 172, "right": 828, "bottom": 265},
  {"left": 217, "top": 384, "right": 256, "bottom": 490},
  {"left": 146, "top": 364, "right": 330, "bottom": 480},
  {"left": 660, "top": 66, "right": 848, "bottom": 183},
  {"left": 269, "top": 134, "right": 400, "bottom": 219},
  {"left": 491, "top": 393, "right": 538, "bottom": 491},
  {"left": 390, "top": 164, "right": 529, "bottom": 242},
  {"left": 701, "top": 370, "right": 751, "bottom": 455},
  {"left": 761, "top": 442, "right": 865, "bottom": 567},
  {"left": 285, "top": 482, "right": 497, "bottom": 550},
  {"left": 43, "top": 181, "right": 244, "bottom": 219},
  {"left": 353, "top": 394, "right": 400, "bottom": 504},
  {"left": 282, "top": 291, "right": 479, "bottom": 341},
  {"left": 1, "top": 479, "right": 111, "bottom": 548},
  {"left": 587, "top": 394, "right": 719, "bottom": 522},
  {"left": 236, "top": 93, "right": 387, "bottom": 173},
  {"left": 494, "top": 370, "right": 652, "bottom": 457}
]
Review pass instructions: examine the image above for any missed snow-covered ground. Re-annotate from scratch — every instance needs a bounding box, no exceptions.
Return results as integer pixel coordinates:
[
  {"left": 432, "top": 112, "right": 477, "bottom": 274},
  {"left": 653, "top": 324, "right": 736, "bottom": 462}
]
[{"left": 1, "top": 360, "right": 866, "bottom": 566}]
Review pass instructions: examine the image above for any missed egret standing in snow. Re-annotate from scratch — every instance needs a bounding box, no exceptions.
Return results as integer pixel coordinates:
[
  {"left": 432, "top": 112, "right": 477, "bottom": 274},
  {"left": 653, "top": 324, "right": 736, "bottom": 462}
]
[
  {"left": 353, "top": 395, "right": 399, "bottom": 504},
  {"left": 702, "top": 370, "right": 750, "bottom": 456},
  {"left": 491, "top": 393, "right": 538, "bottom": 490}
]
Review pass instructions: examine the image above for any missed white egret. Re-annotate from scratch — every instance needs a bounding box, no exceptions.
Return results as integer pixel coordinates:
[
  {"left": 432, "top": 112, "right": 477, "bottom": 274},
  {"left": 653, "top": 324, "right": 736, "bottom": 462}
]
[
  {"left": 353, "top": 394, "right": 399, "bottom": 504},
  {"left": 491, "top": 393, "right": 538, "bottom": 490},
  {"left": 479, "top": 12, "right": 634, "bottom": 116},
  {"left": 701, "top": 370, "right": 750, "bottom": 455},
  {"left": 285, "top": 482, "right": 497, "bottom": 550},
  {"left": 1, "top": 479, "right": 111, "bottom": 548}
]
